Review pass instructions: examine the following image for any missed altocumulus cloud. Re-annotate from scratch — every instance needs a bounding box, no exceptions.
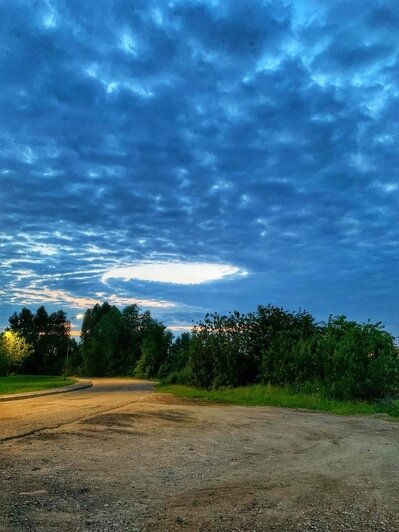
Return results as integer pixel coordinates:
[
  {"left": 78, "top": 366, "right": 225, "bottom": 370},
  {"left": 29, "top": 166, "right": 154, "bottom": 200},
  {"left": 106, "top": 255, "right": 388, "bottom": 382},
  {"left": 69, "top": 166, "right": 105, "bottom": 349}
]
[
  {"left": 102, "top": 262, "right": 248, "bottom": 285},
  {"left": 0, "top": 0, "right": 398, "bottom": 334}
]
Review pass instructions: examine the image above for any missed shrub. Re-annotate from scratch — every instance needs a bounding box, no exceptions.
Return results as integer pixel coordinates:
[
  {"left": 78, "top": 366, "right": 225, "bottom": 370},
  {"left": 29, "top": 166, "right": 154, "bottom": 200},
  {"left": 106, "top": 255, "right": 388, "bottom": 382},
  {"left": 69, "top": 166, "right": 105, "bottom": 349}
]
[
  {"left": 161, "top": 367, "right": 192, "bottom": 385},
  {"left": 186, "top": 308, "right": 398, "bottom": 400}
]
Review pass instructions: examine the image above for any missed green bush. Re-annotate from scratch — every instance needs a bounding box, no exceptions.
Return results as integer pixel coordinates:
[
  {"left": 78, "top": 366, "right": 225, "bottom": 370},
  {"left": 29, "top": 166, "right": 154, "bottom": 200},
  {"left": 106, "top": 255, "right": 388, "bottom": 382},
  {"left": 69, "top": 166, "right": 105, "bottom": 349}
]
[
  {"left": 160, "top": 367, "right": 192, "bottom": 385},
  {"left": 317, "top": 317, "right": 398, "bottom": 399},
  {"left": 185, "top": 308, "right": 398, "bottom": 400},
  {"left": 385, "top": 401, "right": 399, "bottom": 418},
  {"left": 257, "top": 316, "right": 398, "bottom": 400}
]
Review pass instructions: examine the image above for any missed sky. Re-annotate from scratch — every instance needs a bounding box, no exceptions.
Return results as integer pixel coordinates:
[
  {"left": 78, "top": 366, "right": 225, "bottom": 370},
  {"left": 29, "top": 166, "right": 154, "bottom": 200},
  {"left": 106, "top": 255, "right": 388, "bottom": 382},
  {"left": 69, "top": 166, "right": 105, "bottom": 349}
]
[{"left": 0, "top": 0, "right": 398, "bottom": 338}]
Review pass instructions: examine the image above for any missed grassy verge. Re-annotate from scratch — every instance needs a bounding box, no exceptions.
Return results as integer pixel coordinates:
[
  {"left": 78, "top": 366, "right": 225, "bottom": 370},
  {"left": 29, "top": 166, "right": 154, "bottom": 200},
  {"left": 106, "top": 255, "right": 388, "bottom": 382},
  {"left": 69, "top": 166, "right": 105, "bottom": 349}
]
[
  {"left": 156, "top": 384, "right": 399, "bottom": 420},
  {"left": 0, "top": 375, "right": 76, "bottom": 395}
]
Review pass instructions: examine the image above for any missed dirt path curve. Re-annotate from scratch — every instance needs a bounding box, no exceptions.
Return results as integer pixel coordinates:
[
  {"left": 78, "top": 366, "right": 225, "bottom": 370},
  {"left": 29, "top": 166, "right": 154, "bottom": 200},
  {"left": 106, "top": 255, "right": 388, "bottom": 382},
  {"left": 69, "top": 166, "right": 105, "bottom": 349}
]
[
  {"left": 0, "top": 378, "right": 154, "bottom": 441},
  {"left": 0, "top": 380, "right": 398, "bottom": 531}
]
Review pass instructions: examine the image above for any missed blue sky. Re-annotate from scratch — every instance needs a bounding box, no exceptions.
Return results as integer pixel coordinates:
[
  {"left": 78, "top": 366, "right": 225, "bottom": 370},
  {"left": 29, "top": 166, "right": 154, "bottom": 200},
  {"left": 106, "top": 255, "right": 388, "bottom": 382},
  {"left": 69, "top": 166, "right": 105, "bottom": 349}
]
[{"left": 0, "top": 0, "right": 398, "bottom": 337}]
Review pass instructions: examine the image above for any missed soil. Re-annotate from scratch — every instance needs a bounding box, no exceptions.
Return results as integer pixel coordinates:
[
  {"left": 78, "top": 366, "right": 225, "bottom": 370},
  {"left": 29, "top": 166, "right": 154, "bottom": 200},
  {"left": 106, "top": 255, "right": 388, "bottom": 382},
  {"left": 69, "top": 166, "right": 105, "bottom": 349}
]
[{"left": 0, "top": 380, "right": 398, "bottom": 531}]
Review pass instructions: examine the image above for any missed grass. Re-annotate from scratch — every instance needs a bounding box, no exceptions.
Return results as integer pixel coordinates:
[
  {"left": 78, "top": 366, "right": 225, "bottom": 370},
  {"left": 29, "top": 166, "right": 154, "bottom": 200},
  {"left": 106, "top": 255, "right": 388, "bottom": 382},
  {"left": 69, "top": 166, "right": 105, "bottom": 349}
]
[
  {"left": 0, "top": 375, "right": 76, "bottom": 395},
  {"left": 156, "top": 383, "right": 399, "bottom": 420}
]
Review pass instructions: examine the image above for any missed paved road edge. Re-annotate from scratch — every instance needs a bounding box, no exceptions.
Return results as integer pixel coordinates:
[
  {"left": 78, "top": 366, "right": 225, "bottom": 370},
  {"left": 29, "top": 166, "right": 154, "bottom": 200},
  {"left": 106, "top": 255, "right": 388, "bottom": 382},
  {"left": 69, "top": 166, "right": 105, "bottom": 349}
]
[{"left": 0, "top": 380, "right": 93, "bottom": 402}]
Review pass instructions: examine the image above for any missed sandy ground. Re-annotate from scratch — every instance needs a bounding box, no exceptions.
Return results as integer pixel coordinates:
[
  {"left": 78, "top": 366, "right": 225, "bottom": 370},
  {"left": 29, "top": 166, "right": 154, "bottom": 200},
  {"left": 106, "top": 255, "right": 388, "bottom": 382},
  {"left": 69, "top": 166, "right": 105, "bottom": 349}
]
[{"left": 0, "top": 378, "right": 398, "bottom": 531}]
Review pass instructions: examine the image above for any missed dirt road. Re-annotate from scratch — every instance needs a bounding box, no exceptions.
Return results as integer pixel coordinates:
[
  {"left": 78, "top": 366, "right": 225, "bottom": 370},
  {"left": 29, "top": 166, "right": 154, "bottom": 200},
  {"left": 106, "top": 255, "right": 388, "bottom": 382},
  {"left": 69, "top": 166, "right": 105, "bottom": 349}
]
[
  {"left": 0, "top": 378, "right": 153, "bottom": 441},
  {"left": 0, "top": 379, "right": 398, "bottom": 531}
]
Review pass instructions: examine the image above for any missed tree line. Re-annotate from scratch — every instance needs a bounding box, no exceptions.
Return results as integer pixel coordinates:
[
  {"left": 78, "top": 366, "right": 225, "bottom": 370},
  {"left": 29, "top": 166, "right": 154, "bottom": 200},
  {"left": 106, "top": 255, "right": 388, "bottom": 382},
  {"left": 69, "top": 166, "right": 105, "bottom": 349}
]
[
  {"left": 0, "top": 306, "right": 70, "bottom": 376},
  {"left": 1, "top": 303, "right": 398, "bottom": 401},
  {"left": 181, "top": 307, "right": 398, "bottom": 400}
]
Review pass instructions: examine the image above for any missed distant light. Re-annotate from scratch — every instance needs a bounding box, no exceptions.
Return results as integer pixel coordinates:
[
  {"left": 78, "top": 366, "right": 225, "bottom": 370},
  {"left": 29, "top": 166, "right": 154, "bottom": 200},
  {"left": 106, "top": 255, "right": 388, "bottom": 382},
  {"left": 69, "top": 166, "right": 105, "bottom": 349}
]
[
  {"left": 75, "top": 314, "right": 84, "bottom": 319},
  {"left": 102, "top": 261, "right": 248, "bottom": 285}
]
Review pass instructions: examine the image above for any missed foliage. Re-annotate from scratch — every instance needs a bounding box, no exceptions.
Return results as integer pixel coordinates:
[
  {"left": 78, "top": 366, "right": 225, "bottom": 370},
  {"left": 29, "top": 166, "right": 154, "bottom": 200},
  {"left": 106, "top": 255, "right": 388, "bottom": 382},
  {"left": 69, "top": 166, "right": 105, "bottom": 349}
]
[
  {"left": 189, "top": 311, "right": 261, "bottom": 388},
  {"left": 4, "top": 302, "right": 173, "bottom": 379},
  {"left": 3, "top": 302, "right": 398, "bottom": 402},
  {"left": 259, "top": 316, "right": 399, "bottom": 399},
  {"left": 313, "top": 316, "right": 398, "bottom": 400},
  {"left": 133, "top": 323, "right": 173, "bottom": 378},
  {"left": 8, "top": 306, "right": 69, "bottom": 375},
  {"left": 0, "top": 331, "right": 33, "bottom": 375},
  {"left": 178, "top": 307, "right": 398, "bottom": 400},
  {"left": 188, "top": 306, "right": 318, "bottom": 389},
  {"left": 66, "top": 338, "right": 80, "bottom": 374},
  {"left": 158, "top": 332, "right": 191, "bottom": 378},
  {"left": 160, "top": 367, "right": 192, "bottom": 385},
  {"left": 0, "top": 338, "right": 8, "bottom": 376},
  {"left": 82, "top": 306, "right": 123, "bottom": 376},
  {"left": 81, "top": 303, "right": 172, "bottom": 378}
]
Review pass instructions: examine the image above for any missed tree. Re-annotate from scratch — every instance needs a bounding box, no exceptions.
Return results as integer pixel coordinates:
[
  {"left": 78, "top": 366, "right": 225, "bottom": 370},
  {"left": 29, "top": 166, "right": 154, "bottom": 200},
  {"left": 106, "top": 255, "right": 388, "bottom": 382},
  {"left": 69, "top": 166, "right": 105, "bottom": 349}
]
[
  {"left": 0, "top": 331, "right": 32, "bottom": 375},
  {"left": 82, "top": 306, "right": 122, "bottom": 376},
  {"left": 8, "top": 306, "right": 69, "bottom": 374},
  {"left": 134, "top": 322, "right": 173, "bottom": 378},
  {"left": 41, "top": 309, "right": 70, "bottom": 374},
  {"left": 119, "top": 304, "right": 143, "bottom": 369},
  {"left": 80, "top": 302, "right": 112, "bottom": 345},
  {"left": 159, "top": 332, "right": 191, "bottom": 376},
  {"left": 8, "top": 307, "right": 35, "bottom": 340},
  {"left": 80, "top": 302, "right": 173, "bottom": 377}
]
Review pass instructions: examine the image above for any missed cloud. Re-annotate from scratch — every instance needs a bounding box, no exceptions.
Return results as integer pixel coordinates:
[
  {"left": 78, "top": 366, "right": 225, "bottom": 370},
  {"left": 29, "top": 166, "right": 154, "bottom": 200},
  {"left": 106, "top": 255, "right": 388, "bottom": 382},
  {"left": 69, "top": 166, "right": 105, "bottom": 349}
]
[
  {"left": 166, "top": 325, "right": 193, "bottom": 333},
  {"left": 371, "top": 181, "right": 399, "bottom": 194},
  {"left": 102, "top": 262, "right": 248, "bottom": 285},
  {"left": 0, "top": 0, "right": 398, "bottom": 335},
  {"left": 4, "top": 286, "right": 175, "bottom": 310}
]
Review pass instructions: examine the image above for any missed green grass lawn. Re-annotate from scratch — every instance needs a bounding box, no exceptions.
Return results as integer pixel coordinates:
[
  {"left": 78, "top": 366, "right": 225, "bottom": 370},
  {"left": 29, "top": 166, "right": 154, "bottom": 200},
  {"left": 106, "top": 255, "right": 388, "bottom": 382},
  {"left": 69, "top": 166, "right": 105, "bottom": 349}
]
[
  {"left": 156, "top": 383, "right": 399, "bottom": 420},
  {"left": 0, "top": 375, "right": 76, "bottom": 395}
]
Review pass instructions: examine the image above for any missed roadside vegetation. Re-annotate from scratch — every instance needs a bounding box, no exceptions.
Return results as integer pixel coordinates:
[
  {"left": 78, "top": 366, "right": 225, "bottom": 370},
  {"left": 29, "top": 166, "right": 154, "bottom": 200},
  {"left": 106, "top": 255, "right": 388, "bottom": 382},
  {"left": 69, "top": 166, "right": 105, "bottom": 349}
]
[
  {"left": 0, "top": 375, "right": 76, "bottom": 395},
  {"left": 2, "top": 302, "right": 398, "bottom": 416},
  {"left": 156, "top": 384, "right": 399, "bottom": 419}
]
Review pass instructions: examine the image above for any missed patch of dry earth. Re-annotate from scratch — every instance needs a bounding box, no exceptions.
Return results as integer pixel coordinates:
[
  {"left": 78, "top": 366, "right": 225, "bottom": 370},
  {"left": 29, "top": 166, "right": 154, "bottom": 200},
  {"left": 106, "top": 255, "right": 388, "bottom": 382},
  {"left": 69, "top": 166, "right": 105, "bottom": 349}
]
[{"left": 0, "top": 393, "right": 398, "bottom": 531}]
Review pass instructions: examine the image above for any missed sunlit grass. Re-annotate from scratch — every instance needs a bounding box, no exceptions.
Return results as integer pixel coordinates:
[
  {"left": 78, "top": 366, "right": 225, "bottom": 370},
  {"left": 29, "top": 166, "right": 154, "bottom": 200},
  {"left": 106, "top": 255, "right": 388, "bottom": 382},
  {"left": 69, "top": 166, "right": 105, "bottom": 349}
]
[
  {"left": 0, "top": 375, "right": 76, "bottom": 395},
  {"left": 156, "top": 384, "right": 399, "bottom": 420}
]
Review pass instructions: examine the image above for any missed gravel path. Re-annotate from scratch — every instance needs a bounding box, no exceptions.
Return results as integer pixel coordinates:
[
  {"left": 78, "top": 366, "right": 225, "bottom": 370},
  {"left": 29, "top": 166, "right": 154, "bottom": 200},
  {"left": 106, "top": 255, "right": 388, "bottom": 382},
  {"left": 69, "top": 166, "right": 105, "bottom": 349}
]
[{"left": 0, "top": 379, "right": 398, "bottom": 531}]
